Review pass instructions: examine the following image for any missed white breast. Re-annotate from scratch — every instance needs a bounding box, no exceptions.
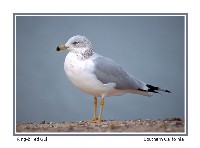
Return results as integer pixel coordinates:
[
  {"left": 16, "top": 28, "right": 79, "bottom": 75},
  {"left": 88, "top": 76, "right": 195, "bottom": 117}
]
[{"left": 64, "top": 52, "right": 127, "bottom": 97}]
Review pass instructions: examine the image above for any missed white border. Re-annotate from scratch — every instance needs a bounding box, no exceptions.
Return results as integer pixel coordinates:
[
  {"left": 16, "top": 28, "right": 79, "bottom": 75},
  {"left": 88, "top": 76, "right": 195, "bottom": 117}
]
[{"left": 14, "top": 14, "right": 187, "bottom": 136}]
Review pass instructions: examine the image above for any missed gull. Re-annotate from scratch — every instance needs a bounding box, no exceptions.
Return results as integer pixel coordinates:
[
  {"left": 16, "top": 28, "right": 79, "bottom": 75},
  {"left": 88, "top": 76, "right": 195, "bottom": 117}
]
[{"left": 56, "top": 35, "right": 171, "bottom": 122}]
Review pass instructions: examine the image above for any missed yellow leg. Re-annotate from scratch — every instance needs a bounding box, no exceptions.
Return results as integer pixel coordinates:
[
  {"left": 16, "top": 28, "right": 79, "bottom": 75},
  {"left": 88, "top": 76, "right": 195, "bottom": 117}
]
[
  {"left": 92, "top": 97, "right": 98, "bottom": 121},
  {"left": 87, "top": 97, "right": 98, "bottom": 122},
  {"left": 98, "top": 98, "right": 104, "bottom": 122}
]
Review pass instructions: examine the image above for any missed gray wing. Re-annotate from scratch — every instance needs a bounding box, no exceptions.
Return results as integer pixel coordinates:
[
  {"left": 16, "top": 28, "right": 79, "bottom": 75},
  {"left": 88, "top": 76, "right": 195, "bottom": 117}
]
[{"left": 93, "top": 56, "right": 145, "bottom": 90}]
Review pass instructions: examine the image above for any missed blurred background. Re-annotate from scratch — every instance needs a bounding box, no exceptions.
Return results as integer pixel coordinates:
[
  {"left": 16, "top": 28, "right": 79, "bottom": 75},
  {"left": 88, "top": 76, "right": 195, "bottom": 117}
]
[{"left": 16, "top": 15, "right": 185, "bottom": 123}]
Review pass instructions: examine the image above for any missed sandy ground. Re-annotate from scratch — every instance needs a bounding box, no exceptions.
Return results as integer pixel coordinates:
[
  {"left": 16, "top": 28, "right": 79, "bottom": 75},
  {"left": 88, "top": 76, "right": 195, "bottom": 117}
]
[{"left": 16, "top": 118, "right": 184, "bottom": 133}]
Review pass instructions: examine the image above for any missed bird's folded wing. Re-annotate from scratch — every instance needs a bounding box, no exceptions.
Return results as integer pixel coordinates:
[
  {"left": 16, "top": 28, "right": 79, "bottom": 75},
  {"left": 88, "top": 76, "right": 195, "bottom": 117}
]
[{"left": 93, "top": 56, "right": 145, "bottom": 90}]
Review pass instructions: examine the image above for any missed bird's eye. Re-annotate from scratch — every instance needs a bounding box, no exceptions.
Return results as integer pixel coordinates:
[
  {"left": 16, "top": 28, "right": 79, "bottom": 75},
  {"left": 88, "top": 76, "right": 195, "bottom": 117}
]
[{"left": 73, "top": 41, "right": 79, "bottom": 45}]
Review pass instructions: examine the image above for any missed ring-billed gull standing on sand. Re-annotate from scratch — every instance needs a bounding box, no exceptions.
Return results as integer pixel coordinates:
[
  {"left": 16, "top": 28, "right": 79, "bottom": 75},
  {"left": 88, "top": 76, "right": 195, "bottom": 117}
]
[{"left": 56, "top": 35, "right": 171, "bottom": 122}]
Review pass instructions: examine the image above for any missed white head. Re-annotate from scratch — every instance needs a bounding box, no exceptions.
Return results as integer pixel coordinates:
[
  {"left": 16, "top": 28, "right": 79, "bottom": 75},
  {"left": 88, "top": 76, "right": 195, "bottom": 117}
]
[{"left": 56, "top": 35, "right": 93, "bottom": 59}]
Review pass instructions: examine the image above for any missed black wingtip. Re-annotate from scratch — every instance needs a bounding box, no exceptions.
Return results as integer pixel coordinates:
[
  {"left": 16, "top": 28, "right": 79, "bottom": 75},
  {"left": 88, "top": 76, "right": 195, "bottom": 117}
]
[
  {"left": 146, "top": 84, "right": 171, "bottom": 93},
  {"left": 146, "top": 84, "right": 158, "bottom": 93},
  {"left": 165, "top": 90, "right": 171, "bottom": 93}
]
